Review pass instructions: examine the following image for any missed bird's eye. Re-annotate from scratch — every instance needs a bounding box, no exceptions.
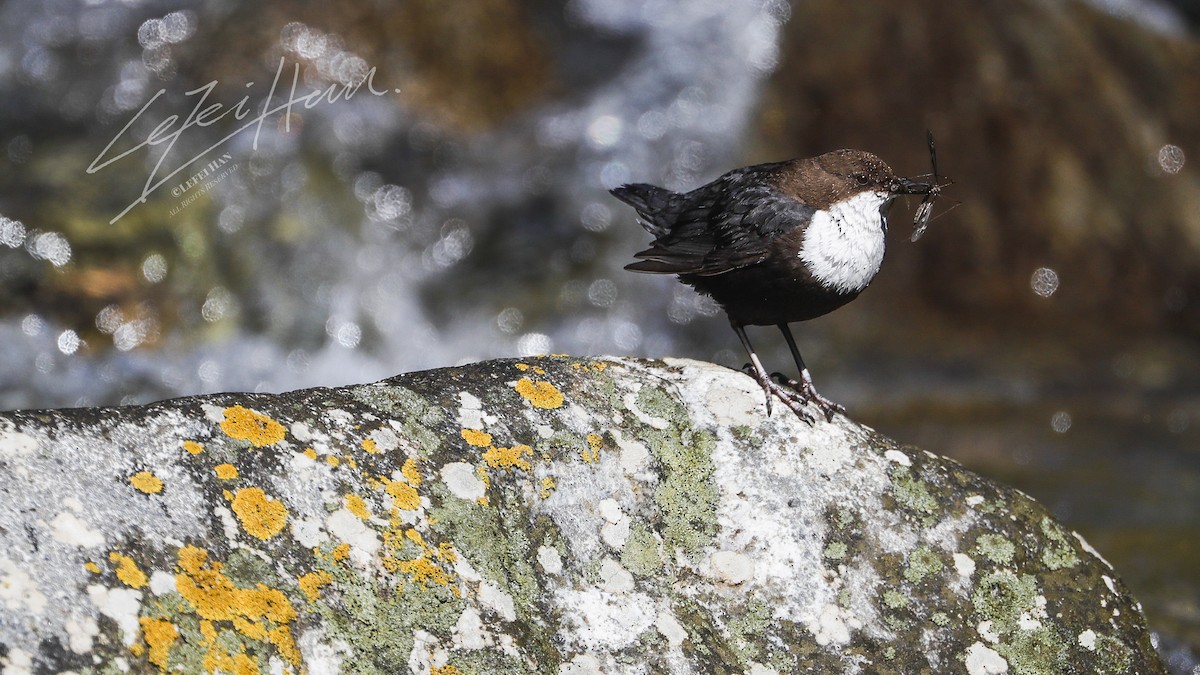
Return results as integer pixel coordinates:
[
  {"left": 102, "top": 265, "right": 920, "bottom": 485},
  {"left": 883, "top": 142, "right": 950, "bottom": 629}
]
[{"left": 852, "top": 173, "right": 869, "bottom": 185}]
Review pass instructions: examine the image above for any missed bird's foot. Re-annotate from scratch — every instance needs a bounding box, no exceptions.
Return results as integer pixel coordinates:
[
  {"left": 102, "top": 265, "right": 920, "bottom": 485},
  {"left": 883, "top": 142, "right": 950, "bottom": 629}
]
[
  {"left": 770, "top": 372, "right": 845, "bottom": 422},
  {"left": 741, "top": 364, "right": 815, "bottom": 423}
]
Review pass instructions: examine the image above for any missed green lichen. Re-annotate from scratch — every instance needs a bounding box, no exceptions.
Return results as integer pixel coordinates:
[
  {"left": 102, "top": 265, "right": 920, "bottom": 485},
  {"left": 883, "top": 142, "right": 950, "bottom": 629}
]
[
  {"left": 931, "top": 611, "right": 950, "bottom": 627},
  {"left": 730, "top": 425, "right": 756, "bottom": 443},
  {"left": 621, "top": 523, "right": 664, "bottom": 577},
  {"left": 642, "top": 422, "right": 718, "bottom": 558},
  {"left": 890, "top": 467, "right": 938, "bottom": 516},
  {"left": 446, "top": 649, "right": 531, "bottom": 675},
  {"left": 837, "top": 589, "right": 852, "bottom": 609},
  {"left": 427, "top": 487, "right": 541, "bottom": 624},
  {"left": 903, "top": 546, "right": 944, "bottom": 584},
  {"left": 1091, "top": 633, "right": 1134, "bottom": 672},
  {"left": 350, "top": 384, "right": 444, "bottom": 454},
  {"left": 726, "top": 599, "right": 772, "bottom": 662},
  {"left": 301, "top": 541, "right": 461, "bottom": 675},
  {"left": 1038, "top": 517, "right": 1079, "bottom": 570},
  {"left": 823, "top": 541, "right": 847, "bottom": 561},
  {"left": 972, "top": 570, "right": 1039, "bottom": 634},
  {"left": 635, "top": 385, "right": 687, "bottom": 423},
  {"left": 834, "top": 508, "right": 855, "bottom": 529},
  {"left": 883, "top": 590, "right": 908, "bottom": 609},
  {"left": 995, "top": 627, "right": 1069, "bottom": 675},
  {"left": 975, "top": 533, "right": 1017, "bottom": 565}
]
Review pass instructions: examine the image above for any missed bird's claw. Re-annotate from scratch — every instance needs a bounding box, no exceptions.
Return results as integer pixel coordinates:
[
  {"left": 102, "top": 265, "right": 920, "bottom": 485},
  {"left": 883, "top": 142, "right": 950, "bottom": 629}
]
[
  {"left": 742, "top": 364, "right": 815, "bottom": 423},
  {"left": 770, "top": 372, "right": 845, "bottom": 422}
]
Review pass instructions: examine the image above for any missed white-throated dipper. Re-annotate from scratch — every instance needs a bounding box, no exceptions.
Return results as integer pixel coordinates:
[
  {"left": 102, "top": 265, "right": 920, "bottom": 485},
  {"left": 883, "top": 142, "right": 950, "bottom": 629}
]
[{"left": 612, "top": 149, "right": 939, "bottom": 422}]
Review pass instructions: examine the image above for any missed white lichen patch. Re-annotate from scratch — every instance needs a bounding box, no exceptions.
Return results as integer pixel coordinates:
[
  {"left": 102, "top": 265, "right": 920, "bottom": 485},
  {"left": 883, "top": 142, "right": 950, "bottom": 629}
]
[
  {"left": 554, "top": 587, "right": 655, "bottom": 652},
  {"left": 599, "top": 558, "right": 635, "bottom": 593},
  {"left": 479, "top": 581, "right": 517, "bottom": 622},
  {"left": 291, "top": 516, "right": 327, "bottom": 548},
  {"left": 457, "top": 391, "right": 496, "bottom": 430},
  {"left": 441, "top": 462, "right": 486, "bottom": 501},
  {"left": 609, "top": 429, "right": 650, "bottom": 474},
  {"left": 964, "top": 641, "right": 1009, "bottom": 674},
  {"left": 0, "top": 558, "right": 47, "bottom": 615},
  {"left": 86, "top": 585, "right": 141, "bottom": 645},
  {"left": 805, "top": 602, "right": 860, "bottom": 647},
  {"left": 148, "top": 571, "right": 175, "bottom": 596},
  {"left": 709, "top": 550, "right": 755, "bottom": 586},
  {"left": 537, "top": 545, "right": 563, "bottom": 575},
  {"left": 452, "top": 606, "right": 495, "bottom": 650},
  {"left": 1078, "top": 628, "right": 1097, "bottom": 650},
  {"left": 966, "top": 494, "right": 986, "bottom": 507},
  {"left": 65, "top": 613, "right": 99, "bottom": 653},
  {"left": 325, "top": 508, "right": 381, "bottom": 564},
  {"left": 558, "top": 653, "right": 604, "bottom": 675},
  {"left": 0, "top": 429, "right": 37, "bottom": 458},
  {"left": 953, "top": 553, "right": 976, "bottom": 578},
  {"left": 977, "top": 620, "right": 1000, "bottom": 644},
  {"left": 598, "top": 498, "right": 631, "bottom": 549},
  {"left": 50, "top": 510, "right": 105, "bottom": 548},
  {"left": 883, "top": 449, "right": 912, "bottom": 466},
  {"left": 655, "top": 608, "right": 688, "bottom": 647}
]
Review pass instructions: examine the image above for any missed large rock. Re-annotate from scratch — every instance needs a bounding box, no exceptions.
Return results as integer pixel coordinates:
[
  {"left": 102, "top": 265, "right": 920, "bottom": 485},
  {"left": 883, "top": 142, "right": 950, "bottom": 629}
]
[{"left": 0, "top": 357, "right": 1165, "bottom": 673}]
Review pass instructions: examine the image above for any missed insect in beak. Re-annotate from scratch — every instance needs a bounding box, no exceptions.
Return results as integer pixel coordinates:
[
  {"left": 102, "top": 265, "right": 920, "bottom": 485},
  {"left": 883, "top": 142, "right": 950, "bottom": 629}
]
[{"left": 909, "top": 130, "right": 954, "bottom": 242}]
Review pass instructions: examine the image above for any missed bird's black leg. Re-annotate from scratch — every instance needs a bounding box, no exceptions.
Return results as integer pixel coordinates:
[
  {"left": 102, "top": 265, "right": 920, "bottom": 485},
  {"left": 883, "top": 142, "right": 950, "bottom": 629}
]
[
  {"left": 732, "top": 322, "right": 814, "bottom": 422},
  {"left": 777, "top": 323, "right": 846, "bottom": 421}
]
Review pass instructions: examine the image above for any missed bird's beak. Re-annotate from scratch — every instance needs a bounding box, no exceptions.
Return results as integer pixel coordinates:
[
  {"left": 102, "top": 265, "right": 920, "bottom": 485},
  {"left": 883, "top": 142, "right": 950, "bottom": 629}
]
[{"left": 893, "top": 177, "right": 932, "bottom": 195}]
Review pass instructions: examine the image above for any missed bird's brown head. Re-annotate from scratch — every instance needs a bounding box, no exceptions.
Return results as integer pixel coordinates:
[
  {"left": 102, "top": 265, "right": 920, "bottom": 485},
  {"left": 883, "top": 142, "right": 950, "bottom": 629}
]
[{"left": 774, "top": 149, "right": 931, "bottom": 208}]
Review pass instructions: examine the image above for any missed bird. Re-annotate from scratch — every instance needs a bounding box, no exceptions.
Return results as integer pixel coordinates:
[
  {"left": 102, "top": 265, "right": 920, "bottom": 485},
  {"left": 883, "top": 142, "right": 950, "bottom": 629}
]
[{"left": 612, "top": 149, "right": 934, "bottom": 422}]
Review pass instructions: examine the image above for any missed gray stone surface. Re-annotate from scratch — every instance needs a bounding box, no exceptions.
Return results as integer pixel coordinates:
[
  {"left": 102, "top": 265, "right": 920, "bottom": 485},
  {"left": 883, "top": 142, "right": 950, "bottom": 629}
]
[{"left": 0, "top": 357, "right": 1165, "bottom": 674}]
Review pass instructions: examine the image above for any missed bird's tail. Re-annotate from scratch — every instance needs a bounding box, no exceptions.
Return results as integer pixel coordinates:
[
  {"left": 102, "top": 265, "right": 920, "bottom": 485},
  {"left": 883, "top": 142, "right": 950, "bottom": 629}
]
[{"left": 610, "top": 183, "right": 677, "bottom": 238}]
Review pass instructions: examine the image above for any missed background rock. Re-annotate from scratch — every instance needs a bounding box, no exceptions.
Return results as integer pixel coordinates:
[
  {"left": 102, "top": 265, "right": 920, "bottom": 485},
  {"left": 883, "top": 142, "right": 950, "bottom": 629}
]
[{"left": 0, "top": 357, "right": 1165, "bottom": 673}]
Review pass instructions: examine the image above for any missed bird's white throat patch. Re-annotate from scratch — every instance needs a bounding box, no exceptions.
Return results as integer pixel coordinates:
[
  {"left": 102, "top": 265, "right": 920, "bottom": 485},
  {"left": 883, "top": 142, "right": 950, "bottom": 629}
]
[{"left": 799, "top": 190, "right": 889, "bottom": 294}]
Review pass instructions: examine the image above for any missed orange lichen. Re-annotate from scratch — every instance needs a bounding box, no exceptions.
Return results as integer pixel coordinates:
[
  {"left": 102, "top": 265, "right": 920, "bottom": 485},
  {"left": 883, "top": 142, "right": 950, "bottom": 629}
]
[
  {"left": 460, "top": 428, "right": 492, "bottom": 447},
  {"left": 483, "top": 444, "right": 533, "bottom": 471},
  {"left": 582, "top": 433, "right": 603, "bottom": 463},
  {"left": 401, "top": 458, "right": 422, "bottom": 486},
  {"left": 515, "top": 363, "right": 530, "bottom": 371},
  {"left": 432, "top": 666, "right": 462, "bottom": 675},
  {"left": 219, "top": 406, "right": 286, "bottom": 447},
  {"left": 589, "top": 361, "right": 608, "bottom": 372},
  {"left": 514, "top": 378, "right": 564, "bottom": 409},
  {"left": 175, "top": 545, "right": 299, "bottom": 667},
  {"left": 540, "top": 476, "right": 557, "bottom": 499},
  {"left": 139, "top": 617, "right": 178, "bottom": 671},
  {"left": 182, "top": 440, "right": 204, "bottom": 455},
  {"left": 362, "top": 438, "right": 379, "bottom": 454},
  {"left": 345, "top": 494, "right": 371, "bottom": 520},
  {"left": 214, "top": 463, "right": 239, "bottom": 480},
  {"left": 297, "top": 570, "right": 333, "bottom": 602},
  {"left": 325, "top": 455, "right": 341, "bottom": 467},
  {"left": 302, "top": 448, "right": 317, "bottom": 460},
  {"left": 84, "top": 561, "right": 101, "bottom": 574},
  {"left": 332, "top": 543, "right": 351, "bottom": 561},
  {"left": 130, "top": 471, "right": 164, "bottom": 494},
  {"left": 387, "top": 479, "right": 421, "bottom": 511},
  {"left": 110, "top": 551, "right": 148, "bottom": 589},
  {"left": 230, "top": 488, "right": 288, "bottom": 540}
]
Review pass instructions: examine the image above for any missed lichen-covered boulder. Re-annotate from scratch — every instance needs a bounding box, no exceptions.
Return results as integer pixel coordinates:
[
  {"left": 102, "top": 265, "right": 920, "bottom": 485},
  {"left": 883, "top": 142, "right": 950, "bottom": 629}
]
[{"left": 0, "top": 357, "right": 1165, "bottom": 674}]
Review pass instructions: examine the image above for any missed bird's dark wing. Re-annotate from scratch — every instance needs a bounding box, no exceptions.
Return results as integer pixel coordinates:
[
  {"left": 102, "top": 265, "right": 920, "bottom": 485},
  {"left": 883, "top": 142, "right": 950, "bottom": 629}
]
[{"left": 626, "top": 163, "right": 815, "bottom": 276}]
